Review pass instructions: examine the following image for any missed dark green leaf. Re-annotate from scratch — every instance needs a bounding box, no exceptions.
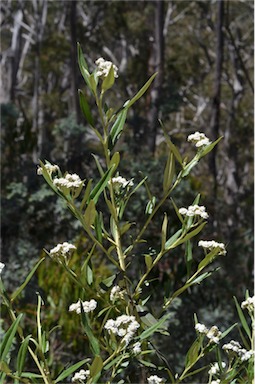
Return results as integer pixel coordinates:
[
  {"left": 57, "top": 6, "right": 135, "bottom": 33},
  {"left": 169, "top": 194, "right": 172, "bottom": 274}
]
[
  {"left": 55, "top": 358, "right": 90, "bottom": 383},
  {"left": 109, "top": 109, "right": 127, "bottom": 148},
  {"left": 89, "top": 166, "right": 115, "bottom": 204},
  {"left": 124, "top": 73, "right": 157, "bottom": 109},
  {"left": 78, "top": 89, "right": 94, "bottom": 126},
  {"left": 102, "top": 65, "right": 115, "bottom": 92},
  {"left": 163, "top": 152, "right": 175, "bottom": 193},
  {"left": 0, "top": 314, "right": 23, "bottom": 362},
  {"left": 234, "top": 297, "right": 251, "bottom": 339}
]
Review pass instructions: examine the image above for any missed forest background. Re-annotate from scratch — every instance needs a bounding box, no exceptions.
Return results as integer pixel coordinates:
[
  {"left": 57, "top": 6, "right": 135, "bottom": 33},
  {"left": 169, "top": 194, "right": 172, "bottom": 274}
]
[{"left": 0, "top": 0, "right": 254, "bottom": 374}]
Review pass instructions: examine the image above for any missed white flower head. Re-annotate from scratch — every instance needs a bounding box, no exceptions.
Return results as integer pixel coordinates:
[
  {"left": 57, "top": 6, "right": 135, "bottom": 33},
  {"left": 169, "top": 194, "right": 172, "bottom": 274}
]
[
  {"left": 53, "top": 173, "right": 84, "bottom": 190},
  {"left": 72, "top": 369, "right": 90, "bottom": 383},
  {"left": 206, "top": 325, "right": 222, "bottom": 344},
  {"left": 49, "top": 242, "right": 76, "bottom": 259},
  {"left": 69, "top": 299, "right": 97, "bottom": 314},
  {"left": 187, "top": 131, "right": 211, "bottom": 148},
  {"left": 211, "top": 380, "right": 220, "bottom": 384},
  {"left": 147, "top": 375, "right": 166, "bottom": 384},
  {"left": 95, "top": 57, "right": 118, "bottom": 78},
  {"left": 179, "top": 204, "right": 209, "bottom": 219},
  {"left": 37, "top": 163, "right": 59, "bottom": 176},
  {"left": 208, "top": 362, "right": 226, "bottom": 375},
  {"left": 195, "top": 322, "right": 208, "bottom": 334},
  {"left": 198, "top": 240, "right": 226, "bottom": 255},
  {"left": 0, "top": 262, "right": 5, "bottom": 274},
  {"left": 110, "top": 285, "right": 125, "bottom": 302},
  {"left": 132, "top": 341, "right": 141, "bottom": 355},
  {"left": 241, "top": 296, "right": 255, "bottom": 311},
  {"left": 110, "top": 176, "right": 134, "bottom": 189},
  {"left": 104, "top": 315, "right": 140, "bottom": 346},
  {"left": 222, "top": 340, "right": 242, "bottom": 354}
]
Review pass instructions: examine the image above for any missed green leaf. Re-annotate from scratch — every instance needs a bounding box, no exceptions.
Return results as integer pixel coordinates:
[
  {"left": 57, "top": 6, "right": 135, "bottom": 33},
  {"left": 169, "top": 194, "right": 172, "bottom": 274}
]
[
  {"left": 109, "top": 109, "right": 127, "bottom": 148},
  {"left": 55, "top": 358, "right": 90, "bottom": 383},
  {"left": 164, "top": 229, "right": 182, "bottom": 250},
  {"left": 17, "top": 335, "right": 31, "bottom": 376},
  {"left": 145, "top": 254, "right": 153, "bottom": 271},
  {"left": 0, "top": 314, "right": 23, "bottom": 362},
  {"left": 92, "top": 154, "right": 105, "bottom": 177},
  {"left": 185, "top": 339, "right": 201, "bottom": 369},
  {"left": 139, "top": 314, "right": 171, "bottom": 341},
  {"left": 233, "top": 296, "right": 251, "bottom": 339},
  {"left": 161, "top": 214, "right": 168, "bottom": 251},
  {"left": 198, "top": 247, "right": 219, "bottom": 270},
  {"left": 109, "top": 152, "right": 120, "bottom": 172},
  {"left": 174, "top": 222, "right": 206, "bottom": 248},
  {"left": 80, "top": 179, "right": 93, "bottom": 212},
  {"left": 163, "top": 152, "right": 175, "bottom": 193},
  {"left": 89, "top": 166, "right": 115, "bottom": 204},
  {"left": 95, "top": 212, "right": 103, "bottom": 243},
  {"left": 90, "top": 355, "right": 103, "bottom": 378},
  {"left": 102, "top": 64, "right": 115, "bottom": 92},
  {"left": 84, "top": 200, "right": 96, "bottom": 227},
  {"left": 11, "top": 258, "right": 45, "bottom": 302},
  {"left": 198, "top": 136, "right": 223, "bottom": 158},
  {"left": 159, "top": 120, "right": 183, "bottom": 165},
  {"left": 124, "top": 73, "right": 157, "bottom": 109},
  {"left": 185, "top": 240, "right": 193, "bottom": 277},
  {"left": 182, "top": 157, "right": 199, "bottom": 177},
  {"left": 80, "top": 311, "right": 100, "bottom": 356},
  {"left": 78, "top": 89, "right": 94, "bottom": 126}
]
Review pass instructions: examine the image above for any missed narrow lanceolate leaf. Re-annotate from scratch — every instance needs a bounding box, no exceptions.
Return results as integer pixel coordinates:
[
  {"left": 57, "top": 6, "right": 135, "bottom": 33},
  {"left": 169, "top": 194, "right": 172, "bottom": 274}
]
[
  {"left": 77, "top": 43, "right": 91, "bottom": 89},
  {"left": 198, "top": 247, "right": 219, "bottom": 270},
  {"left": 0, "top": 314, "right": 23, "bottom": 362},
  {"left": 89, "top": 165, "right": 115, "bottom": 204},
  {"left": 199, "top": 137, "right": 223, "bottom": 158},
  {"left": 80, "top": 311, "right": 100, "bottom": 356},
  {"left": 109, "top": 152, "right": 120, "bottom": 172},
  {"left": 161, "top": 214, "right": 168, "bottom": 251},
  {"left": 78, "top": 89, "right": 94, "bottom": 126},
  {"left": 17, "top": 335, "right": 31, "bottom": 376},
  {"left": 233, "top": 296, "right": 251, "bottom": 339},
  {"left": 102, "top": 64, "right": 115, "bottom": 92},
  {"left": 55, "top": 358, "right": 90, "bottom": 383},
  {"left": 80, "top": 179, "right": 93, "bottom": 212},
  {"left": 173, "top": 222, "right": 206, "bottom": 248},
  {"left": 124, "top": 72, "right": 157, "bottom": 109},
  {"left": 11, "top": 258, "right": 45, "bottom": 301},
  {"left": 90, "top": 355, "right": 103, "bottom": 379},
  {"left": 84, "top": 200, "right": 97, "bottom": 227},
  {"left": 159, "top": 120, "right": 183, "bottom": 165},
  {"left": 109, "top": 109, "right": 127, "bottom": 148},
  {"left": 185, "top": 339, "right": 201, "bottom": 369},
  {"left": 163, "top": 152, "right": 175, "bottom": 193},
  {"left": 164, "top": 229, "right": 182, "bottom": 250},
  {"left": 139, "top": 314, "right": 171, "bottom": 341}
]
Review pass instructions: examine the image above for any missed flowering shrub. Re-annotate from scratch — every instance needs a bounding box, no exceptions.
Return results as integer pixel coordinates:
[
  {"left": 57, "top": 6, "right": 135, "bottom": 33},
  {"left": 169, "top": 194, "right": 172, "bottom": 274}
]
[{"left": 0, "top": 44, "right": 254, "bottom": 384}]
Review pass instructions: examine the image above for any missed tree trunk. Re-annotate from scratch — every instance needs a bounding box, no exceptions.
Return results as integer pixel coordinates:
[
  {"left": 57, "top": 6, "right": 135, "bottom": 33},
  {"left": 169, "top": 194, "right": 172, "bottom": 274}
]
[
  {"left": 209, "top": 0, "right": 224, "bottom": 195},
  {"left": 146, "top": 0, "right": 165, "bottom": 154}
]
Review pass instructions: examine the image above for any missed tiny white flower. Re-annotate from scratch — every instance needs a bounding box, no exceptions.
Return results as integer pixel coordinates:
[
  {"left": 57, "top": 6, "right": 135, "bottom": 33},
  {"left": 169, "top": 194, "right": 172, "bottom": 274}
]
[
  {"left": 222, "top": 340, "right": 242, "bottom": 353},
  {"left": 72, "top": 369, "right": 90, "bottom": 382},
  {"left": 198, "top": 240, "right": 226, "bottom": 255},
  {"left": 104, "top": 315, "right": 140, "bottom": 346},
  {"left": 110, "top": 285, "right": 125, "bottom": 302},
  {"left": 206, "top": 326, "right": 222, "bottom": 344},
  {"left": 95, "top": 57, "right": 118, "bottom": 78},
  {"left": 0, "top": 262, "right": 5, "bottom": 274},
  {"left": 49, "top": 242, "right": 76, "bottom": 258},
  {"left": 69, "top": 299, "right": 97, "bottom": 314},
  {"left": 195, "top": 322, "right": 208, "bottom": 334},
  {"left": 110, "top": 176, "right": 134, "bottom": 189},
  {"left": 132, "top": 341, "right": 141, "bottom": 355},
  {"left": 147, "top": 375, "right": 166, "bottom": 384},
  {"left": 208, "top": 362, "right": 226, "bottom": 375},
  {"left": 179, "top": 204, "right": 209, "bottom": 219},
  {"left": 211, "top": 380, "right": 220, "bottom": 384},
  {"left": 53, "top": 173, "right": 84, "bottom": 190},
  {"left": 241, "top": 296, "right": 255, "bottom": 310},
  {"left": 239, "top": 349, "right": 254, "bottom": 361},
  {"left": 187, "top": 131, "right": 211, "bottom": 148},
  {"left": 37, "top": 163, "right": 59, "bottom": 176}
]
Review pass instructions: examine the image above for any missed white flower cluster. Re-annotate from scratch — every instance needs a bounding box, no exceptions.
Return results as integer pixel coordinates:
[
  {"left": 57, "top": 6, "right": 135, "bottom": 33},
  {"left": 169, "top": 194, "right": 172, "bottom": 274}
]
[
  {"left": 111, "top": 176, "right": 134, "bottom": 189},
  {"left": 95, "top": 57, "right": 118, "bottom": 78},
  {"left": 0, "top": 262, "right": 5, "bottom": 274},
  {"left": 69, "top": 299, "right": 97, "bottom": 314},
  {"left": 198, "top": 240, "right": 226, "bottom": 255},
  {"left": 110, "top": 285, "right": 125, "bottom": 302},
  {"left": 187, "top": 131, "right": 212, "bottom": 147},
  {"left": 208, "top": 362, "right": 226, "bottom": 375},
  {"left": 211, "top": 380, "right": 220, "bottom": 384},
  {"left": 222, "top": 340, "right": 254, "bottom": 362},
  {"left": 53, "top": 173, "right": 84, "bottom": 189},
  {"left": 50, "top": 242, "right": 76, "bottom": 258},
  {"left": 37, "top": 163, "right": 59, "bottom": 175},
  {"left": 104, "top": 315, "right": 140, "bottom": 346},
  {"left": 132, "top": 341, "right": 141, "bottom": 355},
  {"left": 241, "top": 296, "right": 255, "bottom": 311},
  {"left": 179, "top": 204, "right": 209, "bottom": 219},
  {"left": 147, "top": 375, "right": 166, "bottom": 384},
  {"left": 195, "top": 323, "right": 222, "bottom": 344},
  {"left": 72, "top": 369, "right": 90, "bottom": 383}
]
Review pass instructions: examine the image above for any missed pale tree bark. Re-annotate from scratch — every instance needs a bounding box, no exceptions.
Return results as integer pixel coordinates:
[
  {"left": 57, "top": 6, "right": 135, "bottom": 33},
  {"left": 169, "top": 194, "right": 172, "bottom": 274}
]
[
  {"left": 145, "top": 0, "right": 165, "bottom": 154},
  {"left": 209, "top": 0, "right": 224, "bottom": 196}
]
